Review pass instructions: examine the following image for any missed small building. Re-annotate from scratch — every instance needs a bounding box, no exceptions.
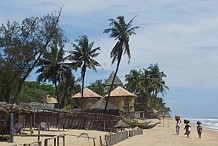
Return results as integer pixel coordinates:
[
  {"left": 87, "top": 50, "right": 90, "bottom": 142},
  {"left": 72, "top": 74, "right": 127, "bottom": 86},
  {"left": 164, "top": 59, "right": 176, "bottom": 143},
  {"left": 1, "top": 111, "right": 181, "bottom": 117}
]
[
  {"left": 45, "top": 95, "right": 58, "bottom": 108},
  {"left": 71, "top": 88, "right": 103, "bottom": 110},
  {"left": 104, "top": 86, "right": 136, "bottom": 113},
  {"left": 105, "top": 72, "right": 123, "bottom": 90}
]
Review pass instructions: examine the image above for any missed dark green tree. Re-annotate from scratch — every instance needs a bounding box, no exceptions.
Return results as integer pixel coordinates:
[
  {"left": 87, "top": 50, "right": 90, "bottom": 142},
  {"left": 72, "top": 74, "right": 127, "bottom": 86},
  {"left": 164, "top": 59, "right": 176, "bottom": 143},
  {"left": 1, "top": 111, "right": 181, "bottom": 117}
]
[
  {"left": 88, "top": 79, "right": 106, "bottom": 96},
  {"left": 36, "top": 43, "right": 71, "bottom": 108},
  {"left": 103, "top": 16, "right": 138, "bottom": 111},
  {"left": 147, "top": 63, "right": 169, "bottom": 108},
  {"left": 124, "top": 64, "right": 170, "bottom": 116},
  {"left": 67, "top": 35, "right": 101, "bottom": 107},
  {"left": 0, "top": 9, "right": 66, "bottom": 103},
  {"left": 19, "top": 81, "right": 55, "bottom": 103},
  {"left": 58, "top": 74, "right": 80, "bottom": 108}
]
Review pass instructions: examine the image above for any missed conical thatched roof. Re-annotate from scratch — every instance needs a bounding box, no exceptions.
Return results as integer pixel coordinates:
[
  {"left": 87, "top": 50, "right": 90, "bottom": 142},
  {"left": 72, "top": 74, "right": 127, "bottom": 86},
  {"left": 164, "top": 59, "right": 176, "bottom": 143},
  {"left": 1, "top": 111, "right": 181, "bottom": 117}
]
[
  {"left": 46, "top": 95, "right": 58, "bottom": 104},
  {"left": 105, "top": 71, "right": 123, "bottom": 86},
  {"left": 105, "top": 86, "right": 136, "bottom": 97},
  {"left": 71, "top": 88, "right": 103, "bottom": 99},
  {"left": 88, "top": 98, "right": 119, "bottom": 110}
]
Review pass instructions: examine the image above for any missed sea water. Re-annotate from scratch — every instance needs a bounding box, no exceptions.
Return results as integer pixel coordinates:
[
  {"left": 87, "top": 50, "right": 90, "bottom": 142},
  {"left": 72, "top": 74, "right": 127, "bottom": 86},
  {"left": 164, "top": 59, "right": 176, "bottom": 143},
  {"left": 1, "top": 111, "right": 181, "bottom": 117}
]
[{"left": 187, "top": 118, "right": 218, "bottom": 131}]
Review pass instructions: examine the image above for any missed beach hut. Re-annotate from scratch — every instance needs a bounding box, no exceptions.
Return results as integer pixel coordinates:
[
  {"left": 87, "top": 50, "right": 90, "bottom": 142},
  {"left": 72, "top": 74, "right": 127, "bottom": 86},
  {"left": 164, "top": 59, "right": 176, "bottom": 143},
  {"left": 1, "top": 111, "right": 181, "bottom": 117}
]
[
  {"left": 88, "top": 98, "right": 120, "bottom": 115},
  {"left": 71, "top": 88, "right": 103, "bottom": 110},
  {"left": 104, "top": 86, "right": 136, "bottom": 113},
  {"left": 105, "top": 72, "right": 123, "bottom": 90},
  {"left": 45, "top": 95, "right": 58, "bottom": 108},
  {"left": 88, "top": 98, "right": 119, "bottom": 110}
]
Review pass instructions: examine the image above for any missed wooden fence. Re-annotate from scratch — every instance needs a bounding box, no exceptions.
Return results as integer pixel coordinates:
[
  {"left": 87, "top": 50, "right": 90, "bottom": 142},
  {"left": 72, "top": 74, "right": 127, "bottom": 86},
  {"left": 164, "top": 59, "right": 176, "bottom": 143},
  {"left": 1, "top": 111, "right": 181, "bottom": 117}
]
[
  {"left": 105, "top": 128, "right": 143, "bottom": 146},
  {"left": 24, "top": 112, "right": 119, "bottom": 132}
]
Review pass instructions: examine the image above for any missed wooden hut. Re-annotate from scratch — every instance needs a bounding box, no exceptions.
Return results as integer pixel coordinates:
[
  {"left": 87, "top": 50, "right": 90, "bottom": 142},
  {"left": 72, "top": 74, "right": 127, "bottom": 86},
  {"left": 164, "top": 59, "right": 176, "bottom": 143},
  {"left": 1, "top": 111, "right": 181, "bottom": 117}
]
[
  {"left": 45, "top": 95, "right": 58, "bottom": 108},
  {"left": 71, "top": 88, "right": 103, "bottom": 110},
  {"left": 104, "top": 86, "right": 136, "bottom": 113}
]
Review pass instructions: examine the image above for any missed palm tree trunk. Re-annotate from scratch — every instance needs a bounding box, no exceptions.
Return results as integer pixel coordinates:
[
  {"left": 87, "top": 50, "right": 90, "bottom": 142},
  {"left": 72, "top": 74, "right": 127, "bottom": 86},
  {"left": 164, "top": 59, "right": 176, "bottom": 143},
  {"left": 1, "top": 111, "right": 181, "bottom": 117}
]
[
  {"left": 104, "top": 58, "right": 121, "bottom": 112},
  {"left": 54, "top": 81, "right": 60, "bottom": 108},
  {"left": 81, "top": 66, "right": 86, "bottom": 111}
]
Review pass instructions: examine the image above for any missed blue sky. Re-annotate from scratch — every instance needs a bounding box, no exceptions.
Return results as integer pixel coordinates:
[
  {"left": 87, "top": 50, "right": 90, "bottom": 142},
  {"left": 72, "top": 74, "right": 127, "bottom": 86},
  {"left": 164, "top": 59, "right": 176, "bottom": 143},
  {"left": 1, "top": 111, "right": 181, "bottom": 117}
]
[{"left": 1, "top": 0, "right": 218, "bottom": 118}]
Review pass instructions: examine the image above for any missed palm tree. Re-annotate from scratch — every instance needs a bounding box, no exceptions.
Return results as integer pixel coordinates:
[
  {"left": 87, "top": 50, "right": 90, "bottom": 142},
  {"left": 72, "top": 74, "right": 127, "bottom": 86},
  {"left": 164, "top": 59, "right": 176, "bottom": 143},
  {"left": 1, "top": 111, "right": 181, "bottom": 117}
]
[
  {"left": 36, "top": 44, "right": 70, "bottom": 108},
  {"left": 147, "top": 63, "right": 169, "bottom": 108},
  {"left": 125, "top": 69, "right": 144, "bottom": 93},
  {"left": 104, "top": 16, "right": 138, "bottom": 111},
  {"left": 147, "top": 63, "right": 169, "bottom": 97},
  {"left": 68, "top": 35, "right": 101, "bottom": 105}
]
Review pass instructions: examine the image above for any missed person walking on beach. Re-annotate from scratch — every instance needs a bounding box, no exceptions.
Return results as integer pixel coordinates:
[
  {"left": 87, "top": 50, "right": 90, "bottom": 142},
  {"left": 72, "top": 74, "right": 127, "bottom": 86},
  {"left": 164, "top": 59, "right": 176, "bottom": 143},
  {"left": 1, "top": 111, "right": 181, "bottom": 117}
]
[
  {"left": 176, "top": 122, "right": 180, "bottom": 135},
  {"left": 197, "top": 121, "right": 202, "bottom": 139},
  {"left": 175, "top": 115, "right": 181, "bottom": 135},
  {"left": 184, "top": 119, "right": 191, "bottom": 138}
]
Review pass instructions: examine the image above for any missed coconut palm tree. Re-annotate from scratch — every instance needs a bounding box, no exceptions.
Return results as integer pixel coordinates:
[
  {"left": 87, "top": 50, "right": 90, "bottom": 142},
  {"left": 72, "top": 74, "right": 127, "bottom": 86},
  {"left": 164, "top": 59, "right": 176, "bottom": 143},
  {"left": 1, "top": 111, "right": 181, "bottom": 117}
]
[
  {"left": 103, "top": 16, "right": 138, "bottom": 111},
  {"left": 147, "top": 63, "right": 169, "bottom": 97},
  {"left": 147, "top": 63, "right": 169, "bottom": 108},
  {"left": 68, "top": 35, "right": 101, "bottom": 103},
  {"left": 36, "top": 44, "right": 70, "bottom": 108}
]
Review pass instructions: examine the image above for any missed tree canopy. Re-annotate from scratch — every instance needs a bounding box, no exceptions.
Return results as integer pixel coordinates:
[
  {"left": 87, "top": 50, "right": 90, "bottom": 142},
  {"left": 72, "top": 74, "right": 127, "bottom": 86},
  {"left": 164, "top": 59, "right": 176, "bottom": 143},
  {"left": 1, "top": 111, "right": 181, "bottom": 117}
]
[{"left": 0, "top": 10, "right": 66, "bottom": 103}]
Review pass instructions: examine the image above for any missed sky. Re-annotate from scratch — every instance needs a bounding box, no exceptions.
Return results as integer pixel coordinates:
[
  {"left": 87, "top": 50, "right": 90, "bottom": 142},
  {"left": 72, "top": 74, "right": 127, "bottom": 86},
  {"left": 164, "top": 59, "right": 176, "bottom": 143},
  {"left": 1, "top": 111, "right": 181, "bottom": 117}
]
[{"left": 1, "top": 0, "right": 218, "bottom": 118}]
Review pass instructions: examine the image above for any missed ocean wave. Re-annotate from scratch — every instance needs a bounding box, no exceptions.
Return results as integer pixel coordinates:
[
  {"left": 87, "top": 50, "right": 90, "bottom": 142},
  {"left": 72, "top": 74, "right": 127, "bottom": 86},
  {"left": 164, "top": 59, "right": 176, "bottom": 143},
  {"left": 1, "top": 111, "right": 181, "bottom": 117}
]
[{"left": 187, "top": 118, "right": 218, "bottom": 131}]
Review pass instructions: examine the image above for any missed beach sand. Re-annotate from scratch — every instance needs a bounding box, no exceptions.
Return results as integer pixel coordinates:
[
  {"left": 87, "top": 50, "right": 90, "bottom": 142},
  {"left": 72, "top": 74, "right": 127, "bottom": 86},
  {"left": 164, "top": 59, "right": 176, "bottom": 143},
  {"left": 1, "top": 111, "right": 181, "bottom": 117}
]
[
  {"left": 115, "top": 119, "right": 218, "bottom": 146},
  {"left": 1, "top": 119, "right": 218, "bottom": 146}
]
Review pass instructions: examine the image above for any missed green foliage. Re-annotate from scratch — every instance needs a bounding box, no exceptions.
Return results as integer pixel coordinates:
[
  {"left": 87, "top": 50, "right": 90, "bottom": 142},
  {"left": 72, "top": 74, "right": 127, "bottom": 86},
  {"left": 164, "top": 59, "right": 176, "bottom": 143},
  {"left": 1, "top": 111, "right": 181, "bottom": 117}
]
[
  {"left": 19, "top": 81, "right": 55, "bottom": 103},
  {"left": 103, "top": 16, "right": 138, "bottom": 111},
  {"left": 124, "top": 63, "right": 170, "bottom": 115},
  {"left": 0, "top": 9, "right": 66, "bottom": 103},
  {"left": 67, "top": 35, "right": 101, "bottom": 102},
  {"left": 88, "top": 79, "right": 106, "bottom": 96}
]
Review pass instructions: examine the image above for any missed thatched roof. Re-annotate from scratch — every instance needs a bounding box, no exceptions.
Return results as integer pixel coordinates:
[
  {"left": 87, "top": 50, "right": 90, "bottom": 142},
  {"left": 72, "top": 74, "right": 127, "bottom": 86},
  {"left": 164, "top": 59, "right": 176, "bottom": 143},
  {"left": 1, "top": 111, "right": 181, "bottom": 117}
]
[
  {"left": 45, "top": 95, "right": 58, "bottom": 104},
  {"left": 88, "top": 98, "right": 119, "bottom": 110},
  {"left": 71, "top": 88, "right": 103, "bottom": 99},
  {"left": 105, "top": 86, "right": 136, "bottom": 97},
  {"left": 105, "top": 71, "right": 123, "bottom": 86},
  {"left": 0, "top": 102, "right": 27, "bottom": 112},
  {"left": 20, "top": 102, "right": 69, "bottom": 113}
]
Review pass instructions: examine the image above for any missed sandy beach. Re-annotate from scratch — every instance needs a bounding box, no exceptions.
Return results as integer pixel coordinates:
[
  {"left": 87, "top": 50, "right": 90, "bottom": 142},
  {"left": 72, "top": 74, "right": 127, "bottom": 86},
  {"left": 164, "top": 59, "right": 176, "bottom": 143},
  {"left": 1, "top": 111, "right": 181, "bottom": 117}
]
[
  {"left": 1, "top": 119, "right": 218, "bottom": 146},
  {"left": 115, "top": 119, "right": 218, "bottom": 146}
]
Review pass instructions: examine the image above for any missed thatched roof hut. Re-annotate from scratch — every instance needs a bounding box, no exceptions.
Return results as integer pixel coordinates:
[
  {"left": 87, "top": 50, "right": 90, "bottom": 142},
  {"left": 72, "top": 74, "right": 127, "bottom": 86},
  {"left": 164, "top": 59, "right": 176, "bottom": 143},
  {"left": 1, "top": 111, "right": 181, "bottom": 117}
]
[
  {"left": 45, "top": 95, "right": 58, "bottom": 108},
  {"left": 88, "top": 98, "right": 119, "bottom": 110},
  {"left": 105, "top": 71, "right": 123, "bottom": 86},
  {"left": 104, "top": 86, "right": 136, "bottom": 112},
  {"left": 45, "top": 95, "right": 58, "bottom": 104},
  {"left": 71, "top": 88, "right": 103, "bottom": 110}
]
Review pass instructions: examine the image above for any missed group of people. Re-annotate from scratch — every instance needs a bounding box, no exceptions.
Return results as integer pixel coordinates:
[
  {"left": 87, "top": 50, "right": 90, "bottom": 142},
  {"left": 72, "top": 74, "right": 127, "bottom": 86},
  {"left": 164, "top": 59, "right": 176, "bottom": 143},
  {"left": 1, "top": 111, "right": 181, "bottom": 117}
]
[{"left": 175, "top": 116, "right": 202, "bottom": 138}]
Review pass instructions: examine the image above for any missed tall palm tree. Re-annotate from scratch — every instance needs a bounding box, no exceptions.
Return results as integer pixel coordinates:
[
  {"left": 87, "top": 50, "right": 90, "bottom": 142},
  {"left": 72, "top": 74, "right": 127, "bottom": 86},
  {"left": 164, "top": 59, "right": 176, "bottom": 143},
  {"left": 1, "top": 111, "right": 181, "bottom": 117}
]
[
  {"left": 147, "top": 63, "right": 169, "bottom": 108},
  {"left": 147, "top": 63, "right": 169, "bottom": 97},
  {"left": 36, "top": 44, "right": 70, "bottom": 108},
  {"left": 68, "top": 35, "right": 101, "bottom": 105},
  {"left": 125, "top": 69, "right": 144, "bottom": 94},
  {"left": 104, "top": 16, "right": 138, "bottom": 111}
]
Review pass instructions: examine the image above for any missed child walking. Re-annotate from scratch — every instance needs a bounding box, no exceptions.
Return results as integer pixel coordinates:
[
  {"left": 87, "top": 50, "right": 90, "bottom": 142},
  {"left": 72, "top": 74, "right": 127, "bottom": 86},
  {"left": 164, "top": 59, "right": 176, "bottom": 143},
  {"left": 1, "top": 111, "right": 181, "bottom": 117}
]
[
  {"left": 197, "top": 121, "right": 202, "bottom": 139},
  {"left": 184, "top": 119, "right": 191, "bottom": 138}
]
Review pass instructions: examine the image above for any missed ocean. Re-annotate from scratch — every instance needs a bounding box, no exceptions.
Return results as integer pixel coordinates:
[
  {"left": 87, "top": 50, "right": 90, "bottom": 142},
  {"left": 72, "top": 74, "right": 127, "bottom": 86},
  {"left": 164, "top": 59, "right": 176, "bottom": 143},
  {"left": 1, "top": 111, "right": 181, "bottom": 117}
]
[{"left": 187, "top": 118, "right": 218, "bottom": 131}]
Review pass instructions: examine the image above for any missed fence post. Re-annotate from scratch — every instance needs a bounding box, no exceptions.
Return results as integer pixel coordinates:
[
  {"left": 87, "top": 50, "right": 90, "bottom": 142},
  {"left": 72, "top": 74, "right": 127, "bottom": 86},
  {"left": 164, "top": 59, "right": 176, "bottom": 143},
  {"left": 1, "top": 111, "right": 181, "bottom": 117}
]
[
  {"left": 99, "top": 136, "right": 103, "bottom": 146},
  {"left": 63, "top": 135, "right": 65, "bottom": 146},
  {"left": 38, "top": 124, "right": 40, "bottom": 141},
  {"left": 44, "top": 139, "right": 48, "bottom": 146},
  {"left": 57, "top": 136, "right": 59, "bottom": 146},
  {"left": 93, "top": 138, "right": 96, "bottom": 146},
  {"left": 54, "top": 137, "right": 56, "bottom": 146}
]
